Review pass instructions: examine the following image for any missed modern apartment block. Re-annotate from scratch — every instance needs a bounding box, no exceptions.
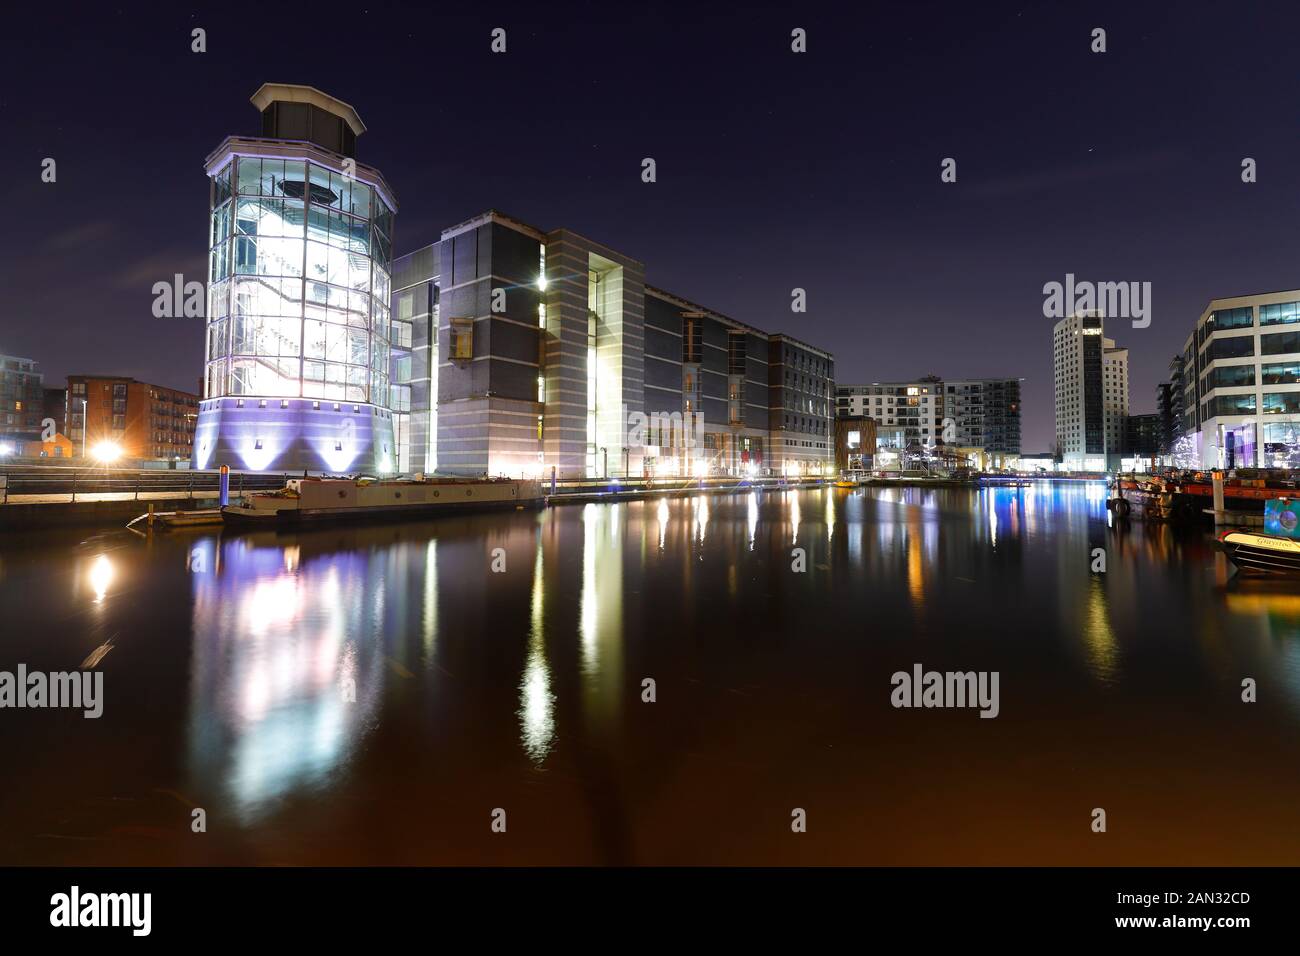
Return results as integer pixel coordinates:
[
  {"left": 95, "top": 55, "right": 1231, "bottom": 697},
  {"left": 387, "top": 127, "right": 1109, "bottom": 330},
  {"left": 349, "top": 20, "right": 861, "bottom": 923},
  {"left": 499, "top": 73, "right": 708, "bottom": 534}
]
[
  {"left": 66, "top": 376, "right": 199, "bottom": 460},
  {"left": 1178, "top": 291, "right": 1300, "bottom": 469},
  {"left": 390, "top": 210, "right": 833, "bottom": 479},
  {"left": 0, "top": 355, "right": 44, "bottom": 439},
  {"left": 836, "top": 379, "right": 942, "bottom": 449},
  {"left": 835, "top": 376, "right": 1021, "bottom": 462},
  {"left": 194, "top": 84, "right": 399, "bottom": 472},
  {"left": 1052, "top": 313, "right": 1129, "bottom": 469}
]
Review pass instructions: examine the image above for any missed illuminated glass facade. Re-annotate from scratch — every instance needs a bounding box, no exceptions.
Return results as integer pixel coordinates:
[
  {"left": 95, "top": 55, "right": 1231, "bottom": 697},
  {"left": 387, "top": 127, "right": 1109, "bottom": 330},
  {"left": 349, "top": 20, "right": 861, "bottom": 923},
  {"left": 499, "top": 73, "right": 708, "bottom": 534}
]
[
  {"left": 205, "top": 157, "right": 393, "bottom": 403},
  {"left": 194, "top": 85, "right": 398, "bottom": 473},
  {"left": 1181, "top": 293, "right": 1300, "bottom": 469}
]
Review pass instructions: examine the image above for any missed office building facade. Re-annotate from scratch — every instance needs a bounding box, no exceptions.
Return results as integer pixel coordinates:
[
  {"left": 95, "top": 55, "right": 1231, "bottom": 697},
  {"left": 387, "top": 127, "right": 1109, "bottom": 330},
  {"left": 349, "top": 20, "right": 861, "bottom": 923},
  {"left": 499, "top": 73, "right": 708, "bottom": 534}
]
[
  {"left": 1179, "top": 291, "right": 1300, "bottom": 469},
  {"left": 194, "top": 84, "right": 399, "bottom": 473},
  {"left": 1052, "top": 313, "right": 1129, "bottom": 470},
  {"left": 390, "top": 210, "right": 834, "bottom": 480}
]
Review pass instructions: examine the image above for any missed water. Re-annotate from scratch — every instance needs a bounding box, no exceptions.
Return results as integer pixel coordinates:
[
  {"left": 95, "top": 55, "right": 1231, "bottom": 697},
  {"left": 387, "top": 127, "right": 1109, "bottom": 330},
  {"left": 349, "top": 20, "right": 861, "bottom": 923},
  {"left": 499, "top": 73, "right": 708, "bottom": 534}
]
[{"left": 2, "top": 483, "right": 1299, "bottom": 865}]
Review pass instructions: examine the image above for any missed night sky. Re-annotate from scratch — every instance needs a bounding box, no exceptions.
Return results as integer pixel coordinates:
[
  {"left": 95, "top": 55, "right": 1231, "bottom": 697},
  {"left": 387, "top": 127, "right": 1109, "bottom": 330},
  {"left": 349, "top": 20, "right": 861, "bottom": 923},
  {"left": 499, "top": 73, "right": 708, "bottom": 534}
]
[{"left": 5, "top": 0, "right": 1300, "bottom": 451}]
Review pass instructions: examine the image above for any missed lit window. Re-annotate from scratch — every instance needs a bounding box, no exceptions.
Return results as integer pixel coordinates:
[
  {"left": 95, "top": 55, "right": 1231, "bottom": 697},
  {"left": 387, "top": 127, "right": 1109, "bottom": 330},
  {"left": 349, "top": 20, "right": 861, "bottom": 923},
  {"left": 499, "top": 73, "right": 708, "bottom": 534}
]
[{"left": 451, "top": 318, "right": 474, "bottom": 359}]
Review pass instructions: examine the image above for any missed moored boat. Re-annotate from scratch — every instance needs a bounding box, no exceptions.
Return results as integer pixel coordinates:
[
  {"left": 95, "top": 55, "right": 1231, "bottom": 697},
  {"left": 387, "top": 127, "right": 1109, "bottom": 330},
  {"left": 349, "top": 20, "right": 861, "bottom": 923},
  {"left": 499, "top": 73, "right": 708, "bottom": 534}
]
[
  {"left": 221, "top": 475, "right": 544, "bottom": 526},
  {"left": 1218, "top": 498, "right": 1300, "bottom": 575}
]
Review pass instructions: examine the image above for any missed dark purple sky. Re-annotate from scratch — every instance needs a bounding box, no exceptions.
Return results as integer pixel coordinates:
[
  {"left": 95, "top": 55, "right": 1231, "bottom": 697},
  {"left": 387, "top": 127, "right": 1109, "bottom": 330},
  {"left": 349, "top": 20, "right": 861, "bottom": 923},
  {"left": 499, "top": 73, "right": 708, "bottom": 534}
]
[{"left": 5, "top": 0, "right": 1300, "bottom": 450}]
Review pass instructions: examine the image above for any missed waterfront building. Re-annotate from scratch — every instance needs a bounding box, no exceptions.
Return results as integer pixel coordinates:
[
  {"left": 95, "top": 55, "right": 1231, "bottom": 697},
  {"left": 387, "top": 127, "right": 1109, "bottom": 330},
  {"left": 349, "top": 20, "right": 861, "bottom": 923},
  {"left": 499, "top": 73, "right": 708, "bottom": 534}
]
[
  {"left": 1180, "top": 291, "right": 1300, "bottom": 469},
  {"left": 194, "top": 84, "right": 399, "bottom": 473},
  {"left": 835, "top": 376, "right": 1021, "bottom": 466},
  {"left": 833, "top": 416, "right": 877, "bottom": 473},
  {"left": 768, "top": 335, "right": 834, "bottom": 475},
  {"left": 194, "top": 89, "right": 834, "bottom": 478},
  {"left": 835, "top": 379, "right": 942, "bottom": 445},
  {"left": 390, "top": 210, "right": 834, "bottom": 479},
  {"left": 1052, "top": 312, "right": 1129, "bottom": 470},
  {"left": 66, "top": 376, "right": 199, "bottom": 460},
  {"left": 1156, "top": 373, "right": 1180, "bottom": 459},
  {"left": 0, "top": 355, "right": 44, "bottom": 442}
]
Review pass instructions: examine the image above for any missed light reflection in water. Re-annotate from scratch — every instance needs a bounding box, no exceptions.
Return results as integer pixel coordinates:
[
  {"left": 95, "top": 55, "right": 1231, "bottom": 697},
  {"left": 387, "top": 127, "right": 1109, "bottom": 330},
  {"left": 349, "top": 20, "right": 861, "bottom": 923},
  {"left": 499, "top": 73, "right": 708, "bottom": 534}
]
[
  {"left": 790, "top": 493, "right": 801, "bottom": 544},
  {"left": 579, "top": 503, "right": 624, "bottom": 730},
  {"left": 1081, "top": 575, "right": 1119, "bottom": 684},
  {"left": 518, "top": 537, "right": 554, "bottom": 764},
  {"left": 748, "top": 491, "right": 759, "bottom": 551},
  {"left": 89, "top": 554, "right": 114, "bottom": 603},
  {"left": 187, "top": 535, "right": 383, "bottom": 822}
]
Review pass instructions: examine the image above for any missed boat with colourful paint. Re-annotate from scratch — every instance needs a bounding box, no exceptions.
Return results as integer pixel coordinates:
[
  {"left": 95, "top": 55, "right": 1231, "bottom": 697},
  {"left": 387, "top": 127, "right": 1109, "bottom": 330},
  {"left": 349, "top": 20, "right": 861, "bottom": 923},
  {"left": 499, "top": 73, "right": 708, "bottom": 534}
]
[{"left": 1218, "top": 498, "right": 1300, "bottom": 575}]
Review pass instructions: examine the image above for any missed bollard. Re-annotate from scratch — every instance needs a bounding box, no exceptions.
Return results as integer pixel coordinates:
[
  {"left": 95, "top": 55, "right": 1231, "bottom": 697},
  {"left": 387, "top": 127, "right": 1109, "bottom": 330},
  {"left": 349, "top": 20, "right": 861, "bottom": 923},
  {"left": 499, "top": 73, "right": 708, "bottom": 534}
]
[
  {"left": 219, "top": 464, "right": 230, "bottom": 507},
  {"left": 147, "top": 503, "right": 155, "bottom": 527},
  {"left": 1212, "top": 470, "right": 1225, "bottom": 525}
]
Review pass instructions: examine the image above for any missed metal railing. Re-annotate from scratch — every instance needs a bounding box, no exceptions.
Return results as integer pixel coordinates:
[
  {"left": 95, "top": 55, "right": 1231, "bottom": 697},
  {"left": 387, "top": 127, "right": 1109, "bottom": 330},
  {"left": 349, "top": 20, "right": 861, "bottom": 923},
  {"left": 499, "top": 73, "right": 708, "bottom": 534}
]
[{"left": 0, "top": 468, "right": 292, "bottom": 504}]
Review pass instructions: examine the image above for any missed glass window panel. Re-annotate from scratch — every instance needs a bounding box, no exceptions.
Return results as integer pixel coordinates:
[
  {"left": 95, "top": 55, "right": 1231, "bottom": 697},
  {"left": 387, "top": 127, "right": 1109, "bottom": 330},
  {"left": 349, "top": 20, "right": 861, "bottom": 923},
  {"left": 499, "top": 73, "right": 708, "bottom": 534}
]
[
  {"left": 1261, "top": 302, "right": 1300, "bottom": 326},
  {"left": 1262, "top": 331, "right": 1300, "bottom": 355},
  {"left": 308, "top": 163, "right": 335, "bottom": 206},
  {"left": 304, "top": 320, "right": 327, "bottom": 359},
  {"left": 348, "top": 329, "right": 368, "bottom": 365},
  {"left": 326, "top": 324, "right": 348, "bottom": 363},
  {"left": 213, "top": 165, "right": 232, "bottom": 206},
  {"left": 1209, "top": 364, "right": 1255, "bottom": 388},
  {"left": 237, "top": 158, "right": 261, "bottom": 196},
  {"left": 348, "top": 253, "right": 371, "bottom": 292},
  {"left": 348, "top": 216, "right": 369, "bottom": 254},
  {"left": 1263, "top": 392, "right": 1300, "bottom": 415},
  {"left": 1262, "top": 362, "right": 1300, "bottom": 385},
  {"left": 350, "top": 181, "right": 371, "bottom": 220},
  {"left": 332, "top": 170, "right": 351, "bottom": 214},
  {"left": 277, "top": 316, "right": 302, "bottom": 356},
  {"left": 281, "top": 161, "right": 306, "bottom": 197},
  {"left": 259, "top": 159, "right": 284, "bottom": 197}
]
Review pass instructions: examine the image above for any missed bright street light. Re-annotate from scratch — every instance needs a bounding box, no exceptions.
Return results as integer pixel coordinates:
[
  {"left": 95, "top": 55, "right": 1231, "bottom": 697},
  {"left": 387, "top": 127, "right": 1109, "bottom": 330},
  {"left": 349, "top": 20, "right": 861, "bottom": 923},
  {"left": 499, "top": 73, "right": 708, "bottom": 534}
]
[{"left": 91, "top": 441, "right": 123, "bottom": 463}]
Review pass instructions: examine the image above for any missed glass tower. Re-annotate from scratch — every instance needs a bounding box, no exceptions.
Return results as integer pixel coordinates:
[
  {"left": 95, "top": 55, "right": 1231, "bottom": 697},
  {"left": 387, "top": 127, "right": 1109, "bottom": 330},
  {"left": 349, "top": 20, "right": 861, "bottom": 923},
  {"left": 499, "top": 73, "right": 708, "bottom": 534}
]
[{"left": 194, "top": 85, "right": 398, "bottom": 473}]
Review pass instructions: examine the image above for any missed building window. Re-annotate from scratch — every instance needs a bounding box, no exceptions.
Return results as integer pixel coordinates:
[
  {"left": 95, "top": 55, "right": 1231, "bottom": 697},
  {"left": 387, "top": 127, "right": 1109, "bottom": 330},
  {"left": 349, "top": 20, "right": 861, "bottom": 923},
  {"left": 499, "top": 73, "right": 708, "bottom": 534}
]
[{"left": 451, "top": 318, "right": 473, "bottom": 359}]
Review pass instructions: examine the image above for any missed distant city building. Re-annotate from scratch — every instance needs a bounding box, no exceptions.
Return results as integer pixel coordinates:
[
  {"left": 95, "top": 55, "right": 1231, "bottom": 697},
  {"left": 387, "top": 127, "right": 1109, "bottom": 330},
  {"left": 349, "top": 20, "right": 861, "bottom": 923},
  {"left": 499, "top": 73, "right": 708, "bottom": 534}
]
[
  {"left": 836, "top": 379, "right": 943, "bottom": 445},
  {"left": 835, "top": 376, "right": 1022, "bottom": 464},
  {"left": 391, "top": 210, "right": 834, "bottom": 479},
  {"left": 194, "top": 84, "right": 399, "bottom": 473},
  {"left": 0, "top": 355, "right": 44, "bottom": 440},
  {"left": 1179, "top": 291, "right": 1300, "bottom": 469},
  {"left": 1052, "top": 312, "right": 1129, "bottom": 469},
  {"left": 1124, "top": 412, "right": 1160, "bottom": 460},
  {"left": 66, "top": 376, "right": 199, "bottom": 460}
]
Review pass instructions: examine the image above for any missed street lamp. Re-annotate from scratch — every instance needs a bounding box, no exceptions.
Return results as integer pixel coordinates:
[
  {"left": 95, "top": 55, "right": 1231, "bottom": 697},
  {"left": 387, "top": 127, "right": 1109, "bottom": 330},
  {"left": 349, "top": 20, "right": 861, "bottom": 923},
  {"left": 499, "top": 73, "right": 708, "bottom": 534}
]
[{"left": 81, "top": 399, "right": 87, "bottom": 458}]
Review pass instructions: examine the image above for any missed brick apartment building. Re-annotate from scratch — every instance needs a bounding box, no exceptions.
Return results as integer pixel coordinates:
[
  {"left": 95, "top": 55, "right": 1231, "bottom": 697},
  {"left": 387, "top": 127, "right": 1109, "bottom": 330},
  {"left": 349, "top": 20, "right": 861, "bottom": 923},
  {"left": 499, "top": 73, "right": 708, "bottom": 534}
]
[{"left": 66, "top": 376, "right": 200, "bottom": 460}]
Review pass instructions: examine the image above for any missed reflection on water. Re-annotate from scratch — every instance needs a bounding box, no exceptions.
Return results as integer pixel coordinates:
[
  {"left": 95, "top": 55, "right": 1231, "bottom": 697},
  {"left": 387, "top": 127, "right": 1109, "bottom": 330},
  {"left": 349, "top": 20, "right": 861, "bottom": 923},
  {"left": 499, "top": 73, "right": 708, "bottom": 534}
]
[
  {"left": 188, "top": 536, "right": 385, "bottom": 822},
  {"left": 8, "top": 481, "right": 1300, "bottom": 864}
]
